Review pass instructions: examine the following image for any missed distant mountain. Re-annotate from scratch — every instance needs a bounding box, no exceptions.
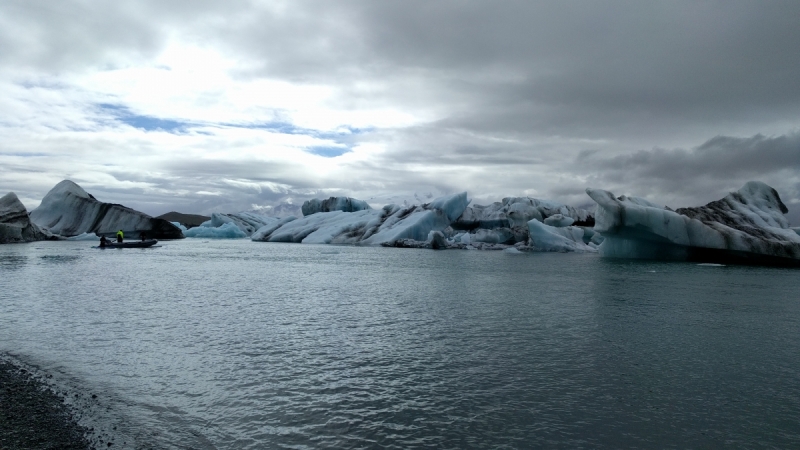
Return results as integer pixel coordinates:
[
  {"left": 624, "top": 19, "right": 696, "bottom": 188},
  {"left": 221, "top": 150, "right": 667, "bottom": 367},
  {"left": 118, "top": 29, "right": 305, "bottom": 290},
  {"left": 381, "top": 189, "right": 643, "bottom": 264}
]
[{"left": 156, "top": 212, "right": 211, "bottom": 228}]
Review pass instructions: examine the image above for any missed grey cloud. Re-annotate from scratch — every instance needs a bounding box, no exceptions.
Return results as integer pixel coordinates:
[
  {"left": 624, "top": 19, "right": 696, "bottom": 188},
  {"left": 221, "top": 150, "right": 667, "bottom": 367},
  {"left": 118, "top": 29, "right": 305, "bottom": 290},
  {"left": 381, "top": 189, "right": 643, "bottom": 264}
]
[
  {"left": 584, "top": 133, "right": 800, "bottom": 183},
  {"left": 569, "top": 131, "right": 800, "bottom": 221}
]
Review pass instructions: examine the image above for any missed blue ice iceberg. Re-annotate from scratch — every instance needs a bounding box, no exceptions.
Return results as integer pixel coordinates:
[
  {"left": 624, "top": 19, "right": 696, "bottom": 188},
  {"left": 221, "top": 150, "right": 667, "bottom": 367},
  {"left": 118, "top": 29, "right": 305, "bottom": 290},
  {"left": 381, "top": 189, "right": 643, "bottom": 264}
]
[
  {"left": 0, "top": 192, "right": 51, "bottom": 244},
  {"left": 586, "top": 181, "right": 800, "bottom": 265},
  {"left": 30, "top": 180, "right": 183, "bottom": 239},
  {"left": 252, "top": 192, "right": 470, "bottom": 245}
]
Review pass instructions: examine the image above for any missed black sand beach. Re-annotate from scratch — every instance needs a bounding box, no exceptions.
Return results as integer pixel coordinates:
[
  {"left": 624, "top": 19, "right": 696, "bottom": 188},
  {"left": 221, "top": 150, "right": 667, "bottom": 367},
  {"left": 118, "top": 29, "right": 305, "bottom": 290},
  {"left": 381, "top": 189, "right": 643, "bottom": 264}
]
[{"left": 0, "top": 359, "right": 92, "bottom": 449}]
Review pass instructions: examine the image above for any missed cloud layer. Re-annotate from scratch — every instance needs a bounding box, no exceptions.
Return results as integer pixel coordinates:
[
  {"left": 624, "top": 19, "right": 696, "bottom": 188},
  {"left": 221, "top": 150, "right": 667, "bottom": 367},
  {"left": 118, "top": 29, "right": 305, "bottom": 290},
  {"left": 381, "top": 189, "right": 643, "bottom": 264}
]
[{"left": 1, "top": 1, "right": 799, "bottom": 223}]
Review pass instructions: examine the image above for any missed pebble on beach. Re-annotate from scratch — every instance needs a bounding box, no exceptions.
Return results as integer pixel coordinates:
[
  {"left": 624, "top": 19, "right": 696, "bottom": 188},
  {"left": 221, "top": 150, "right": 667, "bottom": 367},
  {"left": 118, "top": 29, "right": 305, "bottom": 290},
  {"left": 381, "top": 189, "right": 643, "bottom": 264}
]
[{"left": 0, "top": 360, "right": 92, "bottom": 450}]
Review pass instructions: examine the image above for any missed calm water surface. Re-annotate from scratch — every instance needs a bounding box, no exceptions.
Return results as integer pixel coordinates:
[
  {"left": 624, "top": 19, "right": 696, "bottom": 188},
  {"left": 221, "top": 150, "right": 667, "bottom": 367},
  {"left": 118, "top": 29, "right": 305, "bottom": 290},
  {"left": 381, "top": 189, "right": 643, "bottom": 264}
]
[{"left": 1, "top": 239, "right": 799, "bottom": 448}]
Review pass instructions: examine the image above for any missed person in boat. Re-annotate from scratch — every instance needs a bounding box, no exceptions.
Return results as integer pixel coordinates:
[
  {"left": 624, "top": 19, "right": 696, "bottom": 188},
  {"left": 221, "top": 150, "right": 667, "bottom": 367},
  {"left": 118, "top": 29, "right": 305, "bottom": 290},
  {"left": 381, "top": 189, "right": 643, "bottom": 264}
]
[
  {"left": 116, "top": 229, "right": 124, "bottom": 243},
  {"left": 140, "top": 231, "right": 147, "bottom": 242},
  {"left": 99, "top": 236, "right": 109, "bottom": 248}
]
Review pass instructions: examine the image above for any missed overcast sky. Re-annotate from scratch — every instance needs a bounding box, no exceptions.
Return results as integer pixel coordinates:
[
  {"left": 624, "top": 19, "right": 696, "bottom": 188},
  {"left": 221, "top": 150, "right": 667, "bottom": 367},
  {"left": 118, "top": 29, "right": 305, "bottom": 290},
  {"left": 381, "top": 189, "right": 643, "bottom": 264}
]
[{"left": 2, "top": 1, "right": 799, "bottom": 222}]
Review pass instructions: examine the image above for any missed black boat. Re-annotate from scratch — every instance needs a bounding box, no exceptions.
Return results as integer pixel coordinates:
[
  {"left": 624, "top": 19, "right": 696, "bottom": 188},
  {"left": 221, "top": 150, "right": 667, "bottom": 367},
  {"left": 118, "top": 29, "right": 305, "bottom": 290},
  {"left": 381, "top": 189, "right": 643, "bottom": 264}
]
[{"left": 98, "top": 239, "right": 158, "bottom": 249}]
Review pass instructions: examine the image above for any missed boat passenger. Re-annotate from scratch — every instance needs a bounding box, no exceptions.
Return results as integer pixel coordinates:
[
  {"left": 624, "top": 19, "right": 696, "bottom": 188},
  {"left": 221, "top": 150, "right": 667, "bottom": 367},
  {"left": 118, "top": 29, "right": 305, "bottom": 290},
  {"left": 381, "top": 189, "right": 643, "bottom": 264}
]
[
  {"left": 100, "top": 236, "right": 109, "bottom": 248},
  {"left": 116, "top": 229, "right": 124, "bottom": 243},
  {"left": 140, "top": 231, "right": 147, "bottom": 241}
]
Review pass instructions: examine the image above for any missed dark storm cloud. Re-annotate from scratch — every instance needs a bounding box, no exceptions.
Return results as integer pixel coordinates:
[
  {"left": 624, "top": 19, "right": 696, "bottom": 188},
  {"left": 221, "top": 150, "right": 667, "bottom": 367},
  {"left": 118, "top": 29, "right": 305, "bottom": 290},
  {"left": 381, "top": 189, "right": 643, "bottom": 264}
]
[
  {"left": 569, "top": 132, "right": 800, "bottom": 220},
  {"left": 211, "top": 1, "right": 800, "bottom": 138},
  {"left": 576, "top": 133, "right": 800, "bottom": 186}
]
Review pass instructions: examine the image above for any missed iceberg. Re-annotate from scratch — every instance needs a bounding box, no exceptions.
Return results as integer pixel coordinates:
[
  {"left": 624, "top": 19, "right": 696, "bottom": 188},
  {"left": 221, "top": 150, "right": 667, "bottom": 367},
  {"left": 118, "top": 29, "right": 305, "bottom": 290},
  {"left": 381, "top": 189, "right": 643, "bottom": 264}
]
[
  {"left": 527, "top": 219, "right": 596, "bottom": 252},
  {"left": 253, "top": 192, "right": 469, "bottom": 245},
  {"left": 587, "top": 181, "right": 800, "bottom": 266},
  {"left": 301, "top": 196, "right": 371, "bottom": 216},
  {"left": 543, "top": 214, "right": 575, "bottom": 227},
  {"left": 180, "top": 212, "right": 281, "bottom": 238},
  {"left": 449, "top": 196, "right": 594, "bottom": 247},
  {"left": 29, "top": 180, "right": 184, "bottom": 239},
  {"left": 0, "top": 192, "right": 52, "bottom": 244},
  {"left": 185, "top": 222, "right": 247, "bottom": 239},
  {"left": 252, "top": 191, "right": 601, "bottom": 252}
]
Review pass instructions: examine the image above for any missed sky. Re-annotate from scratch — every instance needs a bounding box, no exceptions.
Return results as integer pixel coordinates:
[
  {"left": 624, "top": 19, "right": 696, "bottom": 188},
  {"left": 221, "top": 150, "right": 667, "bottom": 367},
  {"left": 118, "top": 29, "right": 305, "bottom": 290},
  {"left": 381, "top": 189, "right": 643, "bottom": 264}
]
[{"left": 2, "top": 1, "right": 799, "bottom": 222}]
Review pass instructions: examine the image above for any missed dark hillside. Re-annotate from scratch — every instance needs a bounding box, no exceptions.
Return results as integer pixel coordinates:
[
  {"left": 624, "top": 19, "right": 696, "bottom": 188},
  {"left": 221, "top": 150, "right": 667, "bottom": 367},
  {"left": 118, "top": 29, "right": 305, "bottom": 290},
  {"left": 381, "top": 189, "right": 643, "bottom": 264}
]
[{"left": 156, "top": 211, "right": 211, "bottom": 228}]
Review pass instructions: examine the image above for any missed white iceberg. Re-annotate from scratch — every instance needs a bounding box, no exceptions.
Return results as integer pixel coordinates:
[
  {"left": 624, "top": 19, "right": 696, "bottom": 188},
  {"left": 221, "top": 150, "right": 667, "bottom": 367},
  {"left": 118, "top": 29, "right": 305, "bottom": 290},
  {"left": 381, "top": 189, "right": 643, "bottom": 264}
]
[
  {"left": 30, "top": 180, "right": 184, "bottom": 239},
  {"left": 586, "top": 181, "right": 800, "bottom": 265},
  {"left": 0, "top": 192, "right": 52, "bottom": 244},
  {"left": 253, "top": 192, "right": 469, "bottom": 246}
]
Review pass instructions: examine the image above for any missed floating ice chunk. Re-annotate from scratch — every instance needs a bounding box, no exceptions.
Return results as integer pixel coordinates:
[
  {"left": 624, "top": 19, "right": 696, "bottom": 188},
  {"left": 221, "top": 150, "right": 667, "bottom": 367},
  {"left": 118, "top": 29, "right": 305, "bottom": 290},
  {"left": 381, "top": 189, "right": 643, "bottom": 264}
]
[
  {"left": 184, "top": 222, "right": 247, "bottom": 239},
  {"left": 587, "top": 181, "right": 800, "bottom": 265},
  {"left": 527, "top": 219, "right": 596, "bottom": 252}
]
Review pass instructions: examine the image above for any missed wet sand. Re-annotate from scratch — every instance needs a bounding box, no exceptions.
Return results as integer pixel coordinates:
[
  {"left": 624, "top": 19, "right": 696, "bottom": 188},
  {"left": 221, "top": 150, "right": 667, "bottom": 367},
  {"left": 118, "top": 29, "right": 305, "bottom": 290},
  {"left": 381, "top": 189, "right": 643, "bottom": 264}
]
[{"left": 0, "top": 360, "right": 92, "bottom": 449}]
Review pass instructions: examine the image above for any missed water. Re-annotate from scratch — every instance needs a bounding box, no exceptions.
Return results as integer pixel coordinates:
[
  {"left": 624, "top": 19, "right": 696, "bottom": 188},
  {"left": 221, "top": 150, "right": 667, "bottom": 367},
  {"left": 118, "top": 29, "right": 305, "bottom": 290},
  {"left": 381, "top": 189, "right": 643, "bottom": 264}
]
[{"left": 1, "top": 239, "right": 799, "bottom": 448}]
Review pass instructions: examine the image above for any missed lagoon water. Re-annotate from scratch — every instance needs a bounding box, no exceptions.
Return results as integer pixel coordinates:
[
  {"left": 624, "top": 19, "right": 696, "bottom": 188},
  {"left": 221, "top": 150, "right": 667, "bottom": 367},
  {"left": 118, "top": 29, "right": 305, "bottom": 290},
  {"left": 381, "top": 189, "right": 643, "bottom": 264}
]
[{"left": 1, "top": 239, "right": 799, "bottom": 448}]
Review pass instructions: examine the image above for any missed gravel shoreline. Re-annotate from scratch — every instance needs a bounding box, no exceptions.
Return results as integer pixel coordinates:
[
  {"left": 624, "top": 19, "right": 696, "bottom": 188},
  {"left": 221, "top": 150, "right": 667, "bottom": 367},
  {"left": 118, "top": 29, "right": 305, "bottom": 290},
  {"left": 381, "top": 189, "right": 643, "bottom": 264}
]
[{"left": 0, "top": 359, "right": 93, "bottom": 449}]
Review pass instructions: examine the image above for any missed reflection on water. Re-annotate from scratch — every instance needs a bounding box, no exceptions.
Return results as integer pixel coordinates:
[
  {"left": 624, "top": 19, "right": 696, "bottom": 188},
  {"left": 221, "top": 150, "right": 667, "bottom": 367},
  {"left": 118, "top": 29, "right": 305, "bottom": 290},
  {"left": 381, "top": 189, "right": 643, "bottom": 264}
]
[
  {"left": 39, "top": 254, "right": 82, "bottom": 264},
  {"left": 0, "top": 240, "right": 799, "bottom": 449},
  {"left": 0, "top": 254, "right": 27, "bottom": 269}
]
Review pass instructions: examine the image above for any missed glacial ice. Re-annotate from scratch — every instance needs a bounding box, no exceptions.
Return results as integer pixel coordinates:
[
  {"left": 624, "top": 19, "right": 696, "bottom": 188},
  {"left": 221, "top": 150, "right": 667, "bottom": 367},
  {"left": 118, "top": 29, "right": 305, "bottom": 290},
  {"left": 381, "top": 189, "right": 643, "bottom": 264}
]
[
  {"left": 0, "top": 192, "right": 51, "bottom": 244},
  {"left": 587, "top": 181, "right": 800, "bottom": 265},
  {"left": 30, "top": 181, "right": 184, "bottom": 239},
  {"left": 301, "top": 197, "right": 371, "bottom": 216},
  {"left": 455, "top": 197, "right": 592, "bottom": 230},
  {"left": 446, "top": 196, "right": 595, "bottom": 249},
  {"left": 180, "top": 212, "right": 280, "bottom": 238},
  {"left": 250, "top": 191, "right": 599, "bottom": 252},
  {"left": 527, "top": 219, "right": 595, "bottom": 252},
  {"left": 185, "top": 222, "right": 247, "bottom": 239},
  {"left": 253, "top": 192, "right": 470, "bottom": 245},
  {"left": 543, "top": 214, "right": 575, "bottom": 228}
]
